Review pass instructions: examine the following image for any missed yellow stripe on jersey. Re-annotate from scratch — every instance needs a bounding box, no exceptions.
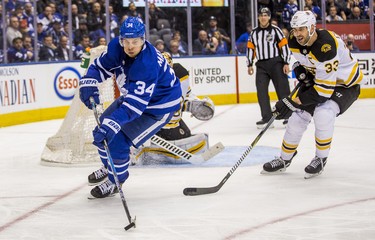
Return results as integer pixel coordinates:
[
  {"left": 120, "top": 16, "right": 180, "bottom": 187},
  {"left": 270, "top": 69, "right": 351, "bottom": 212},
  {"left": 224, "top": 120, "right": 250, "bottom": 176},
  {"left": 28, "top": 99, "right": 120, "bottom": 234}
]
[
  {"left": 313, "top": 84, "right": 334, "bottom": 98},
  {"left": 315, "top": 78, "right": 336, "bottom": 87},
  {"left": 179, "top": 75, "right": 189, "bottom": 82},
  {"left": 290, "top": 47, "right": 300, "bottom": 54},
  {"left": 344, "top": 62, "right": 363, "bottom": 87},
  {"left": 327, "top": 30, "right": 339, "bottom": 49}
]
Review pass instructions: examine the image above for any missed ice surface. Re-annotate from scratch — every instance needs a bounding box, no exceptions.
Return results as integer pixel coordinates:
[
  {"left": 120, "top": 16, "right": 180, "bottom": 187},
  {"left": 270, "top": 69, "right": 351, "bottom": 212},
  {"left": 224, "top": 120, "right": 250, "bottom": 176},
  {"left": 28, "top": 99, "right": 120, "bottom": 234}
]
[{"left": 1, "top": 100, "right": 375, "bottom": 240}]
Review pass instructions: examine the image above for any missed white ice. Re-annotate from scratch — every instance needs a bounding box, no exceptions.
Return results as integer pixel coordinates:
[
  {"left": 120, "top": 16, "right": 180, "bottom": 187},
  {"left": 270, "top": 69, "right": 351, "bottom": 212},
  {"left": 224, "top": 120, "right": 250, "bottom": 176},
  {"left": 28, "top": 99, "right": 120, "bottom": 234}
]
[{"left": 1, "top": 100, "right": 375, "bottom": 240}]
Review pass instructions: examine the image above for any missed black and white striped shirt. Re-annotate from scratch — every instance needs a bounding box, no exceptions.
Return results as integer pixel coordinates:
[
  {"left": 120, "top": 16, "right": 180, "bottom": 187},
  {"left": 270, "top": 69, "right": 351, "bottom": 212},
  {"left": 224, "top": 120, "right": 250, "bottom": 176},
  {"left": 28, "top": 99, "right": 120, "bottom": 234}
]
[{"left": 246, "top": 24, "right": 291, "bottom": 67}]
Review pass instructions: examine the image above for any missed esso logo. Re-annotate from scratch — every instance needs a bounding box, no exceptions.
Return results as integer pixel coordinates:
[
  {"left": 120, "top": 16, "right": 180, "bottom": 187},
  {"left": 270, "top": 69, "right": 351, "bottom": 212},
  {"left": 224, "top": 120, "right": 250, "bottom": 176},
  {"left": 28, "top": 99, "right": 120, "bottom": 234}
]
[{"left": 54, "top": 67, "right": 81, "bottom": 100}]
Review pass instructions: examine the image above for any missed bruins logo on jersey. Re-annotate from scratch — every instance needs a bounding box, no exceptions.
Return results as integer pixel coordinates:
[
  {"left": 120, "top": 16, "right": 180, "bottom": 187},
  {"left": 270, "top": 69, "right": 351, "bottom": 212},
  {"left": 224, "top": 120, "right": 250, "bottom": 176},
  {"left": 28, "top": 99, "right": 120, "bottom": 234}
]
[{"left": 321, "top": 44, "right": 332, "bottom": 53}]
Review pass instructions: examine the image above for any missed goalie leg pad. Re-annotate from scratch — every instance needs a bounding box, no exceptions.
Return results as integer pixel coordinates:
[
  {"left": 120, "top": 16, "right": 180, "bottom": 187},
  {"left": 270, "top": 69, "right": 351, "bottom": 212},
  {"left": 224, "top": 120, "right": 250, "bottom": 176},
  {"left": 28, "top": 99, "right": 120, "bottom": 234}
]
[
  {"left": 133, "top": 133, "right": 209, "bottom": 165},
  {"left": 157, "top": 119, "right": 191, "bottom": 140},
  {"left": 185, "top": 97, "right": 215, "bottom": 121}
]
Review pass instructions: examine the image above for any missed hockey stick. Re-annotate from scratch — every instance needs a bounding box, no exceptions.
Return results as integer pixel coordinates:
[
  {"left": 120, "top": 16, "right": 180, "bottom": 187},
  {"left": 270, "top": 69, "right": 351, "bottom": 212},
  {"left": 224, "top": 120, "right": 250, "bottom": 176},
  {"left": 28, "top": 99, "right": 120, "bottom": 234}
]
[
  {"left": 183, "top": 82, "right": 302, "bottom": 196},
  {"left": 90, "top": 98, "right": 136, "bottom": 231},
  {"left": 150, "top": 135, "right": 224, "bottom": 164}
]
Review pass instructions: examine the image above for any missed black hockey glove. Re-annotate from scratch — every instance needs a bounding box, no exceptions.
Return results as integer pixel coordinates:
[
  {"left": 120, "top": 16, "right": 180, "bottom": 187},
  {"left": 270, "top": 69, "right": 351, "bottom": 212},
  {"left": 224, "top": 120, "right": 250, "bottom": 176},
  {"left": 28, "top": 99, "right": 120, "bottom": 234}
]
[
  {"left": 292, "top": 62, "right": 314, "bottom": 87},
  {"left": 274, "top": 97, "right": 300, "bottom": 119}
]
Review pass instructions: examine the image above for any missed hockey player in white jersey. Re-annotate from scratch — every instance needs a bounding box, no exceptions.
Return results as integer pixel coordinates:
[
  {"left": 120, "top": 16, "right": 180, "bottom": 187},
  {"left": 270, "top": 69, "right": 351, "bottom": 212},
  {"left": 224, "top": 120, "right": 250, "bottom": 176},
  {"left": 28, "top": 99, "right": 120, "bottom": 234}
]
[
  {"left": 79, "top": 17, "right": 182, "bottom": 198},
  {"left": 261, "top": 11, "right": 364, "bottom": 178}
]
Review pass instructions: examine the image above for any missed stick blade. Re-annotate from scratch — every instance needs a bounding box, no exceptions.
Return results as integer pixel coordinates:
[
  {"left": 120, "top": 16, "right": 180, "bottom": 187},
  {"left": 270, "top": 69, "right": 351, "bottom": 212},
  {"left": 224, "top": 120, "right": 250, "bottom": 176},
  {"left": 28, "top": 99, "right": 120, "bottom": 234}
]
[
  {"left": 201, "top": 142, "right": 225, "bottom": 161},
  {"left": 183, "top": 186, "right": 220, "bottom": 196}
]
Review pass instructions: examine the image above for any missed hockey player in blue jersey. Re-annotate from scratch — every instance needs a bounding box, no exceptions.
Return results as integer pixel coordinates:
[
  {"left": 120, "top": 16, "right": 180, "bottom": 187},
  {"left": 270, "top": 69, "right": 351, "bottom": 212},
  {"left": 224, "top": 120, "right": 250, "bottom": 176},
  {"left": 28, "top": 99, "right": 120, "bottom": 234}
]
[{"left": 79, "top": 17, "right": 182, "bottom": 199}]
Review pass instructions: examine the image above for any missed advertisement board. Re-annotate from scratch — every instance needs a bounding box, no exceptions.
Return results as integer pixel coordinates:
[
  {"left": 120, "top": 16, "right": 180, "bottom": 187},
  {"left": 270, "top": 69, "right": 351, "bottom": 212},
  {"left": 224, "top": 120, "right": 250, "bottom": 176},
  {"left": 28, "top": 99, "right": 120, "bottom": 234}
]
[
  {"left": 122, "top": 0, "right": 228, "bottom": 7},
  {"left": 316, "top": 22, "right": 371, "bottom": 51}
]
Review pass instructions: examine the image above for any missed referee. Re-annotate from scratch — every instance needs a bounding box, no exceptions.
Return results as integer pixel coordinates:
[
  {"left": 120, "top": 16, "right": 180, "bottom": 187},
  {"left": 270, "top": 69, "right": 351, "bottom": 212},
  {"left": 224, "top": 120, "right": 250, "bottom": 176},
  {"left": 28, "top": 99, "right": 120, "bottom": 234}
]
[{"left": 246, "top": 7, "right": 291, "bottom": 129}]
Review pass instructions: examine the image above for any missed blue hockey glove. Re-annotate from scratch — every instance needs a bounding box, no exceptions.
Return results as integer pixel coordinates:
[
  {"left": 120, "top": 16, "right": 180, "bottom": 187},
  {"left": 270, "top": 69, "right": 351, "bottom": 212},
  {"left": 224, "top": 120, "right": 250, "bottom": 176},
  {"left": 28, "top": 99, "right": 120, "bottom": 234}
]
[
  {"left": 92, "top": 118, "right": 121, "bottom": 148},
  {"left": 79, "top": 78, "right": 100, "bottom": 109},
  {"left": 274, "top": 97, "right": 299, "bottom": 119},
  {"left": 292, "top": 62, "right": 314, "bottom": 87}
]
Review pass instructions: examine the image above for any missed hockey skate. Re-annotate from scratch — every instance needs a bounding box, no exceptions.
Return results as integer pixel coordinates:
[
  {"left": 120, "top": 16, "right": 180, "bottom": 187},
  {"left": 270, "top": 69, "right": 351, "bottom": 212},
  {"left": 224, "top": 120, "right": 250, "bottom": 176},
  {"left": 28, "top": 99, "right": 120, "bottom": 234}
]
[
  {"left": 261, "top": 151, "right": 297, "bottom": 174},
  {"left": 88, "top": 165, "right": 108, "bottom": 186},
  {"left": 304, "top": 156, "right": 327, "bottom": 179},
  {"left": 88, "top": 179, "right": 119, "bottom": 199},
  {"left": 256, "top": 119, "right": 274, "bottom": 129}
]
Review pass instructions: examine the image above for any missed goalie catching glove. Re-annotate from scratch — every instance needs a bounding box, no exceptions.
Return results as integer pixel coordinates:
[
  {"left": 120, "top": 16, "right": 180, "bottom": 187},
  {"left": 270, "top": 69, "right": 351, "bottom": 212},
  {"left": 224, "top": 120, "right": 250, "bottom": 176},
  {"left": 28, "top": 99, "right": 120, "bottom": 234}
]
[
  {"left": 92, "top": 118, "right": 121, "bottom": 148},
  {"left": 79, "top": 78, "right": 100, "bottom": 109},
  {"left": 184, "top": 97, "right": 215, "bottom": 121}
]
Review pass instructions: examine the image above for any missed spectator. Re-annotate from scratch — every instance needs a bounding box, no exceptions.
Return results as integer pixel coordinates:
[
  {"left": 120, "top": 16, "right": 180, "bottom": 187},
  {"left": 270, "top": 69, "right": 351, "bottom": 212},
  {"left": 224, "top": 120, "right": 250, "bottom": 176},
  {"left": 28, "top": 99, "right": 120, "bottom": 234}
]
[
  {"left": 202, "top": 32, "right": 219, "bottom": 55},
  {"left": 168, "top": 39, "right": 186, "bottom": 57},
  {"left": 39, "top": 35, "right": 57, "bottom": 61},
  {"left": 154, "top": 39, "right": 165, "bottom": 53},
  {"left": 36, "top": 22, "right": 47, "bottom": 46},
  {"left": 271, "top": 18, "right": 279, "bottom": 27},
  {"left": 326, "top": 0, "right": 347, "bottom": 21},
  {"left": 327, "top": 6, "right": 344, "bottom": 22},
  {"left": 74, "top": 18, "right": 89, "bottom": 46},
  {"left": 23, "top": 35, "right": 33, "bottom": 53},
  {"left": 6, "top": 16, "right": 23, "bottom": 46},
  {"left": 206, "top": 16, "right": 231, "bottom": 46},
  {"left": 193, "top": 30, "right": 210, "bottom": 55},
  {"left": 282, "top": 0, "right": 299, "bottom": 29},
  {"left": 126, "top": 2, "right": 142, "bottom": 19},
  {"left": 105, "top": 4, "right": 119, "bottom": 39},
  {"left": 74, "top": 34, "right": 91, "bottom": 59},
  {"left": 47, "top": 20, "right": 67, "bottom": 46},
  {"left": 347, "top": 6, "right": 366, "bottom": 20},
  {"left": 48, "top": 2, "right": 63, "bottom": 23},
  {"left": 37, "top": 6, "right": 54, "bottom": 31},
  {"left": 93, "top": 36, "right": 107, "bottom": 47},
  {"left": 149, "top": 3, "right": 167, "bottom": 30},
  {"left": 346, "top": 33, "right": 360, "bottom": 52},
  {"left": 7, "top": 37, "right": 33, "bottom": 63},
  {"left": 304, "top": 0, "right": 321, "bottom": 19},
  {"left": 236, "top": 22, "right": 252, "bottom": 54},
  {"left": 213, "top": 30, "right": 228, "bottom": 55},
  {"left": 67, "top": 4, "right": 80, "bottom": 30},
  {"left": 171, "top": 31, "right": 188, "bottom": 54},
  {"left": 55, "top": 35, "right": 70, "bottom": 60},
  {"left": 87, "top": 2, "right": 104, "bottom": 32},
  {"left": 75, "top": 0, "right": 89, "bottom": 19},
  {"left": 23, "top": 2, "right": 35, "bottom": 36},
  {"left": 282, "top": 27, "right": 290, "bottom": 39}
]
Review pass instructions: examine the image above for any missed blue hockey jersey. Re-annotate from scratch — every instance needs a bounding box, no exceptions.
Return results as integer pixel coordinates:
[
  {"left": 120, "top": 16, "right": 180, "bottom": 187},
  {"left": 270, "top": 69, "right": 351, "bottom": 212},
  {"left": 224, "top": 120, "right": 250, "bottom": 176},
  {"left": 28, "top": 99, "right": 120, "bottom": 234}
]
[{"left": 82, "top": 38, "right": 182, "bottom": 126}]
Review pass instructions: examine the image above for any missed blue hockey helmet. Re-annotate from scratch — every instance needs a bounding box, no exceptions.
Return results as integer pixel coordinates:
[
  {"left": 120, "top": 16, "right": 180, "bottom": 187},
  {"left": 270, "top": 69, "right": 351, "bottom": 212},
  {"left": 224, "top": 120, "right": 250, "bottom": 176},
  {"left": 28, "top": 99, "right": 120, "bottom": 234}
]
[{"left": 120, "top": 17, "right": 145, "bottom": 39}]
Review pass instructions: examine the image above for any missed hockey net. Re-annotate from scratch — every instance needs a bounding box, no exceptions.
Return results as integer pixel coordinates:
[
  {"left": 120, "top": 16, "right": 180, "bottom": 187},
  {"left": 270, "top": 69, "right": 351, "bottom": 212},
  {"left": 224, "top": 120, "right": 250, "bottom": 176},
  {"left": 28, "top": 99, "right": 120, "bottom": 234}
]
[{"left": 41, "top": 46, "right": 117, "bottom": 166}]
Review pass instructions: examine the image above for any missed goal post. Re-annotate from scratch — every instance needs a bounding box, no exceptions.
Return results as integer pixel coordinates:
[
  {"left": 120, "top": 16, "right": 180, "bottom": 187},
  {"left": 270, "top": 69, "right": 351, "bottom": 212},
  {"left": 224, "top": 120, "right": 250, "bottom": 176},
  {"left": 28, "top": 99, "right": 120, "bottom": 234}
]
[{"left": 41, "top": 46, "right": 117, "bottom": 166}]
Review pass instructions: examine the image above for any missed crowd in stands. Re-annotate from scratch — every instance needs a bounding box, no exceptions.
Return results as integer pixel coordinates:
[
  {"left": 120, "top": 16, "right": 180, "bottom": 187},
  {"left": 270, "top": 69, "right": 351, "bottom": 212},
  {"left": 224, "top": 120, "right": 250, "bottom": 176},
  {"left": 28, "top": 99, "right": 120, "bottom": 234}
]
[{"left": 0, "top": 0, "right": 373, "bottom": 63}]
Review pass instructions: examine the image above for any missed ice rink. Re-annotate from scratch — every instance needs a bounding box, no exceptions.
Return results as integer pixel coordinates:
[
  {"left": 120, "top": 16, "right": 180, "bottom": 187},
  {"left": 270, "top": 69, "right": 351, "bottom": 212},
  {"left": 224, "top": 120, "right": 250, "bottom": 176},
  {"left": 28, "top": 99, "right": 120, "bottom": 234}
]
[{"left": 1, "top": 99, "right": 375, "bottom": 240}]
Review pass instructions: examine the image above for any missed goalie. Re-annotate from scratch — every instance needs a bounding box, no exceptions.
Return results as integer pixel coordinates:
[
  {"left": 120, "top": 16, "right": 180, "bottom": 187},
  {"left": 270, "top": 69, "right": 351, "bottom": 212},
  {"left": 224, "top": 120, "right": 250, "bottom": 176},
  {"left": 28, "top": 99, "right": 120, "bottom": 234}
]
[{"left": 131, "top": 52, "right": 216, "bottom": 164}]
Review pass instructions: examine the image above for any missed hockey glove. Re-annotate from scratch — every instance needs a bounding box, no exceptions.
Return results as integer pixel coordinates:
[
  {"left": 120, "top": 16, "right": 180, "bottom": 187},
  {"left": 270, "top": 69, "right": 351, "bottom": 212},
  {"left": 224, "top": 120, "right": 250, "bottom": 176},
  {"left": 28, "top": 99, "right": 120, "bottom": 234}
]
[
  {"left": 79, "top": 78, "right": 100, "bottom": 109},
  {"left": 184, "top": 97, "right": 215, "bottom": 121},
  {"left": 274, "top": 97, "right": 300, "bottom": 119},
  {"left": 292, "top": 62, "right": 314, "bottom": 87},
  {"left": 92, "top": 118, "right": 121, "bottom": 148}
]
